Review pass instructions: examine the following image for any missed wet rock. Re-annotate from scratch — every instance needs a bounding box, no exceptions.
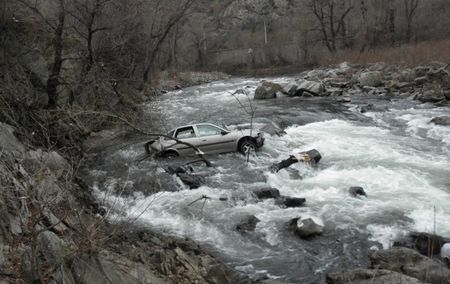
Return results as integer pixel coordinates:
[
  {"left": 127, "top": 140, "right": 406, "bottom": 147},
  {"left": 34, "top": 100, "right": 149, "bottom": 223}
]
[
  {"left": 260, "top": 123, "right": 287, "bottom": 137},
  {"left": 254, "top": 81, "right": 282, "bottom": 100},
  {"left": 415, "top": 90, "right": 444, "bottom": 103},
  {"left": 289, "top": 217, "right": 324, "bottom": 239},
  {"left": 370, "top": 247, "right": 450, "bottom": 284},
  {"left": 176, "top": 173, "right": 205, "bottom": 189},
  {"left": 252, "top": 187, "right": 281, "bottom": 199},
  {"left": 430, "top": 116, "right": 450, "bottom": 126},
  {"left": 235, "top": 215, "right": 260, "bottom": 232},
  {"left": 158, "top": 172, "right": 181, "bottom": 192},
  {"left": 359, "top": 71, "right": 382, "bottom": 87},
  {"left": 444, "top": 90, "right": 450, "bottom": 100},
  {"left": 359, "top": 104, "right": 374, "bottom": 113},
  {"left": 349, "top": 186, "right": 367, "bottom": 197},
  {"left": 393, "top": 232, "right": 450, "bottom": 256},
  {"left": 275, "top": 196, "right": 306, "bottom": 208},
  {"left": 326, "top": 268, "right": 424, "bottom": 284}
]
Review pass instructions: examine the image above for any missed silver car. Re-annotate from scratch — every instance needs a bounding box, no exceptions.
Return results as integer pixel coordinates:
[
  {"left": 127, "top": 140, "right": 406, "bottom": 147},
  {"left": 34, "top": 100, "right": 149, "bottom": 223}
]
[{"left": 147, "top": 123, "right": 264, "bottom": 158}]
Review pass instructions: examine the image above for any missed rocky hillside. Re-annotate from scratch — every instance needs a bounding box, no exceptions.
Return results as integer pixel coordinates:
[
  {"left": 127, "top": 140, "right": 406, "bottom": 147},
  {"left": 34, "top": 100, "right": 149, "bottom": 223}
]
[{"left": 0, "top": 122, "right": 251, "bottom": 283}]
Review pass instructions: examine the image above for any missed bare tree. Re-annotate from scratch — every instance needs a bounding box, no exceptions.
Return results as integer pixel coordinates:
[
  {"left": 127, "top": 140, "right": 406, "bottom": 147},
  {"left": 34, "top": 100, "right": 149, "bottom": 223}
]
[
  {"left": 306, "top": 0, "right": 354, "bottom": 53},
  {"left": 17, "top": 0, "right": 66, "bottom": 108},
  {"left": 142, "top": 0, "right": 195, "bottom": 83},
  {"left": 403, "top": 0, "right": 420, "bottom": 42}
]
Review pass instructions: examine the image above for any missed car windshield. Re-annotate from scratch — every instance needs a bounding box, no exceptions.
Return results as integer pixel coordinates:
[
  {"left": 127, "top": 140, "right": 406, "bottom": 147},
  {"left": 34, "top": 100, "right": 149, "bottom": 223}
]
[
  {"left": 197, "top": 124, "right": 223, "bottom": 136},
  {"left": 175, "top": 126, "right": 196, "bottom": 139}
]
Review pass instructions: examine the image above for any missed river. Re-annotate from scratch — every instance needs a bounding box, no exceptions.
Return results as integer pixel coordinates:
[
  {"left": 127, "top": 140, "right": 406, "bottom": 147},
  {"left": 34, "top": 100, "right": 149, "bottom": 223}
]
[{"left": 84, "top": 76, "right": 450, "bottom": 283}]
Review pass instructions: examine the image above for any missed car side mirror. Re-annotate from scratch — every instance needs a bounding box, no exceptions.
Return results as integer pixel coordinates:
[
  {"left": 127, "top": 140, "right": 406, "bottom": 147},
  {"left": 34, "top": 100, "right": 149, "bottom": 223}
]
[{"left": 221, "top": 131, "right": 229, "bottom": 135}]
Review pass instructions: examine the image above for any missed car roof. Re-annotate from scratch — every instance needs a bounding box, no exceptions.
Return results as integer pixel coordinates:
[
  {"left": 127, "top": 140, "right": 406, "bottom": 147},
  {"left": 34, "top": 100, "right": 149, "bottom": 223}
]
[{"left": 169, "top": 123, "right": 222, "bottom": 132}]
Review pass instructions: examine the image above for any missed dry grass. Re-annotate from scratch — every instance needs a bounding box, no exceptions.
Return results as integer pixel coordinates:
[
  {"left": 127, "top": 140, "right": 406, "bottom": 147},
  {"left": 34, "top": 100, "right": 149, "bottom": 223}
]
[{"left": 320, "top": 39, "right": 450, "bottom": 67}]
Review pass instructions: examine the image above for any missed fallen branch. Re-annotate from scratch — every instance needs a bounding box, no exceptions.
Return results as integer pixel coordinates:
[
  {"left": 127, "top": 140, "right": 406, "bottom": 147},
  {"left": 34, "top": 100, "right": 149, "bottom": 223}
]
[{"left": 67, "top": 110, "right": 213, "bottom": 167}]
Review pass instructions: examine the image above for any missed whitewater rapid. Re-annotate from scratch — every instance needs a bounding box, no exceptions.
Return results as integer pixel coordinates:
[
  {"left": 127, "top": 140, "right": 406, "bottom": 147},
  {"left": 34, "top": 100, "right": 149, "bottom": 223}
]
[{"left": 89, "top": 77, "right": 450, "bottom": 282}]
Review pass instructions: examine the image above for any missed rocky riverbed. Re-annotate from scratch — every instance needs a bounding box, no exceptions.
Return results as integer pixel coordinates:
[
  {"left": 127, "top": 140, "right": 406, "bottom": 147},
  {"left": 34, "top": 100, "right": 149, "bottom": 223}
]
[
  {"left": 81, "top": 62, "right": 450, "bottom": 283},
  {"left": 1, "top": 62, "right": 450, "bottom": 283}
]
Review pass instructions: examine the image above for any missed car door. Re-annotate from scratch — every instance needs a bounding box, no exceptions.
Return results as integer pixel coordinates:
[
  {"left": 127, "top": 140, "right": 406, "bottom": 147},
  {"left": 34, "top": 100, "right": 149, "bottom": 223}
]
[
  {"left": 195, "top": 124, "right": 236, "bottom": 154},
  {"left": 172, "top": 126, "right": 200, "bottom": 156}
]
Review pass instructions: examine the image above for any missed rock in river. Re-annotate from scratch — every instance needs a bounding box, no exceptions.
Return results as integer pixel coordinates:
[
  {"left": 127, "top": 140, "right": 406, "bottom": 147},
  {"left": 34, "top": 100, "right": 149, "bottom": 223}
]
[
  {"left": 236, "top": 215, "right": 260, "bottom": 232},
  {"left": 254, "top": 81, "right": 282, "bottom": 100},
  {"left": 289, "top": 217, "right": 324, "bottom": 239},
  {"left": 253, "top": 187, "right": 281, "bottom": 199},
  {"left": 430, "top": 116, "right": 450, "bottom": 126}
]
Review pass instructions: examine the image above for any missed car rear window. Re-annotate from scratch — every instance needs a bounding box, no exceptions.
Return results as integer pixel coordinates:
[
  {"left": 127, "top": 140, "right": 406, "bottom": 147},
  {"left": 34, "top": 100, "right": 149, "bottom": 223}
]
[{"left": 197, "top": 125, "right": 223, "bottom": 136}]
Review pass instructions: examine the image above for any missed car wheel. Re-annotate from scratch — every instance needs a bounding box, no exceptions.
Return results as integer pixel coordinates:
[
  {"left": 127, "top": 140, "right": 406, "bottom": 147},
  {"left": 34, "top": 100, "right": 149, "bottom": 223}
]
[
  {"left": 162, "top": 151, "right": 179, "bottom": 159},
  {"left": 239, "top": 139, "right": 257, "bottom": 154}
]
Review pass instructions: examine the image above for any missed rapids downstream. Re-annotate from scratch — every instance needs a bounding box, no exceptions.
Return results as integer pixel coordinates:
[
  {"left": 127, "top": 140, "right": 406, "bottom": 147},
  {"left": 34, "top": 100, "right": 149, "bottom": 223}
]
[{"left": 84, "top": 77, "right": 450, "bottom": 283}]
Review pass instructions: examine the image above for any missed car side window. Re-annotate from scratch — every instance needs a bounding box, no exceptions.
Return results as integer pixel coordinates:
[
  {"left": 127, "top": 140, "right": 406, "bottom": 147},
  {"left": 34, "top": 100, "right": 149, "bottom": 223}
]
[
  {"left": 175, "top": 126, "right": 196, "bottom": 139},
  {"left": 197, "top": 125, "right": 223, "bottom": 137}
]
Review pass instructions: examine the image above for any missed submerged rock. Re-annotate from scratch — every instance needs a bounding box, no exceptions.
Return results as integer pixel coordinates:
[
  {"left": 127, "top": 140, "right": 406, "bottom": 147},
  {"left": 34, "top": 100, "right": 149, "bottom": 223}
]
[
  {"left": 252, "top": 187, "right": 281, "bottom": 199},
  {"left": 235, "top": 215, "right": 260, "bottom": 232},
  {"left": 289, "top": 217, "right": 324, "bottom": 239},
  {"left": 430, "top": 116, "right": 450, "bottom": 126},
  {"left": 177, "top": 173, "right": 205, "bottom": 189}
]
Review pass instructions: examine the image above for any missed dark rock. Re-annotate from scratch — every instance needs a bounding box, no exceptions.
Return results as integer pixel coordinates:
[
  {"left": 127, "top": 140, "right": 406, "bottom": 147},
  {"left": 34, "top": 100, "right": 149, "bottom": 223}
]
[
  {"left": 326, "top": 268, "right": 424, "bottom": 284},
  {"left": 370, "top": 247, "right": 450, "bottom": 284},
  {"left": 359, "top": 104, "right": 374, "bottom": 113},
  {"left": 254, "top": 81, "right": 282, "bottom": 100},
  {"left": 304, "top": 149, "right": 322, "bottom": 165},
  {"left": 393, "top": 232, "right": 450, "bottom": 256},
  {"left": 252, "top": 187, "right": 281, "bottom": 199},
  {"left": 430, "top": 116, "right": 450, "bottom": 126},
  {"left": 275, "top": 196, "right": 306, "bottom": 208},
  {"left": 349, "top": 186, "right": 367, "bottom": 197},
  {"left": 415, "top": 66, "right": 430, "bottom": 77},
  {"left": 235, "top": 215, "right": 260, "bottom": 232},
  {"left": 444, "top": 90, "right": 450, "bottom": 100},
  {"left": 288, "top": 217, "right": 324, "bottom": 239},
  {"left": 176, "top": 173, "right": 205, "bottom": 189}
]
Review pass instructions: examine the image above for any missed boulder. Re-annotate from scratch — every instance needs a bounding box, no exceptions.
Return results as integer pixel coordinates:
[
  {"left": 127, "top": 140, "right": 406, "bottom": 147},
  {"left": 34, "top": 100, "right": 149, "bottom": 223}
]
[
  {"left": 398, "top": 69, "right": 416, "bottom": 82},
  {"left": 37, "top": 231, "right": 70, "bottom": 266},
  {"left": 326, "top": 268, "right": 424, "bottom": 284},
  {"left": 415, "top": 90, "right": 444, "bottom": 103},
  {"left": 235, "top": 215, "right": 260, "bottom": 232},
  {"left": 252, "top": 187, "right": 281, "bottom": 199},
  {"left": 394, "top": 232, "right": 450, "bottom": 256},
  {"left": 349, "top": 186, "right": 367, "bottom": 197},
  {"left": 359, "top": 71, "right": 382, "bottom": 87},
  {"left": 289, "top": 217, "right": 324, "bottom": 239},
  {"left": 275, "top": 196, "right": 306, "bottom": 208},
  {"left": 430, "top": 116, "right": 450, "bottom": 126},
  {"left": 370, "top": 247, "right": 450, "bottom": 284},
  {"left": 297, "top": 80, "right": 325, "bottom": 95},
  {"left": 368, "top": 62, "right": 387, "bottom": 72},
  {"left": 254, "top": 81, "right": 282, "bottom": 100}
]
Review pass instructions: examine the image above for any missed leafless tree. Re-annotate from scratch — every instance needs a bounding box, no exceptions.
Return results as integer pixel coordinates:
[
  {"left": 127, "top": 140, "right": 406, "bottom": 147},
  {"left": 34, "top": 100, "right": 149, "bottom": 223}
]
[
  {"left": 306, "top": 0, "right": 354, "bottom": 53},
  {"left": 403, "top": 0, "right": 420, "bottom": 42}
]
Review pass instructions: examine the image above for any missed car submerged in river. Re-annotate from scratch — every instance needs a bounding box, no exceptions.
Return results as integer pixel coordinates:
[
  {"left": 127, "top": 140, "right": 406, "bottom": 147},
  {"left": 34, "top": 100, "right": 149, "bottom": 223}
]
[{"left": 146, "top": 123, "right": 264, "bottom": 158}]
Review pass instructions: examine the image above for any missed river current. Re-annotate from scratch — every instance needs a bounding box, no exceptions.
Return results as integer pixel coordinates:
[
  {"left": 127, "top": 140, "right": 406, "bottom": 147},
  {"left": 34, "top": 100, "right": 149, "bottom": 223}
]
[{"left": 86, "top": 77, "right": 450, "bottom": 283}]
